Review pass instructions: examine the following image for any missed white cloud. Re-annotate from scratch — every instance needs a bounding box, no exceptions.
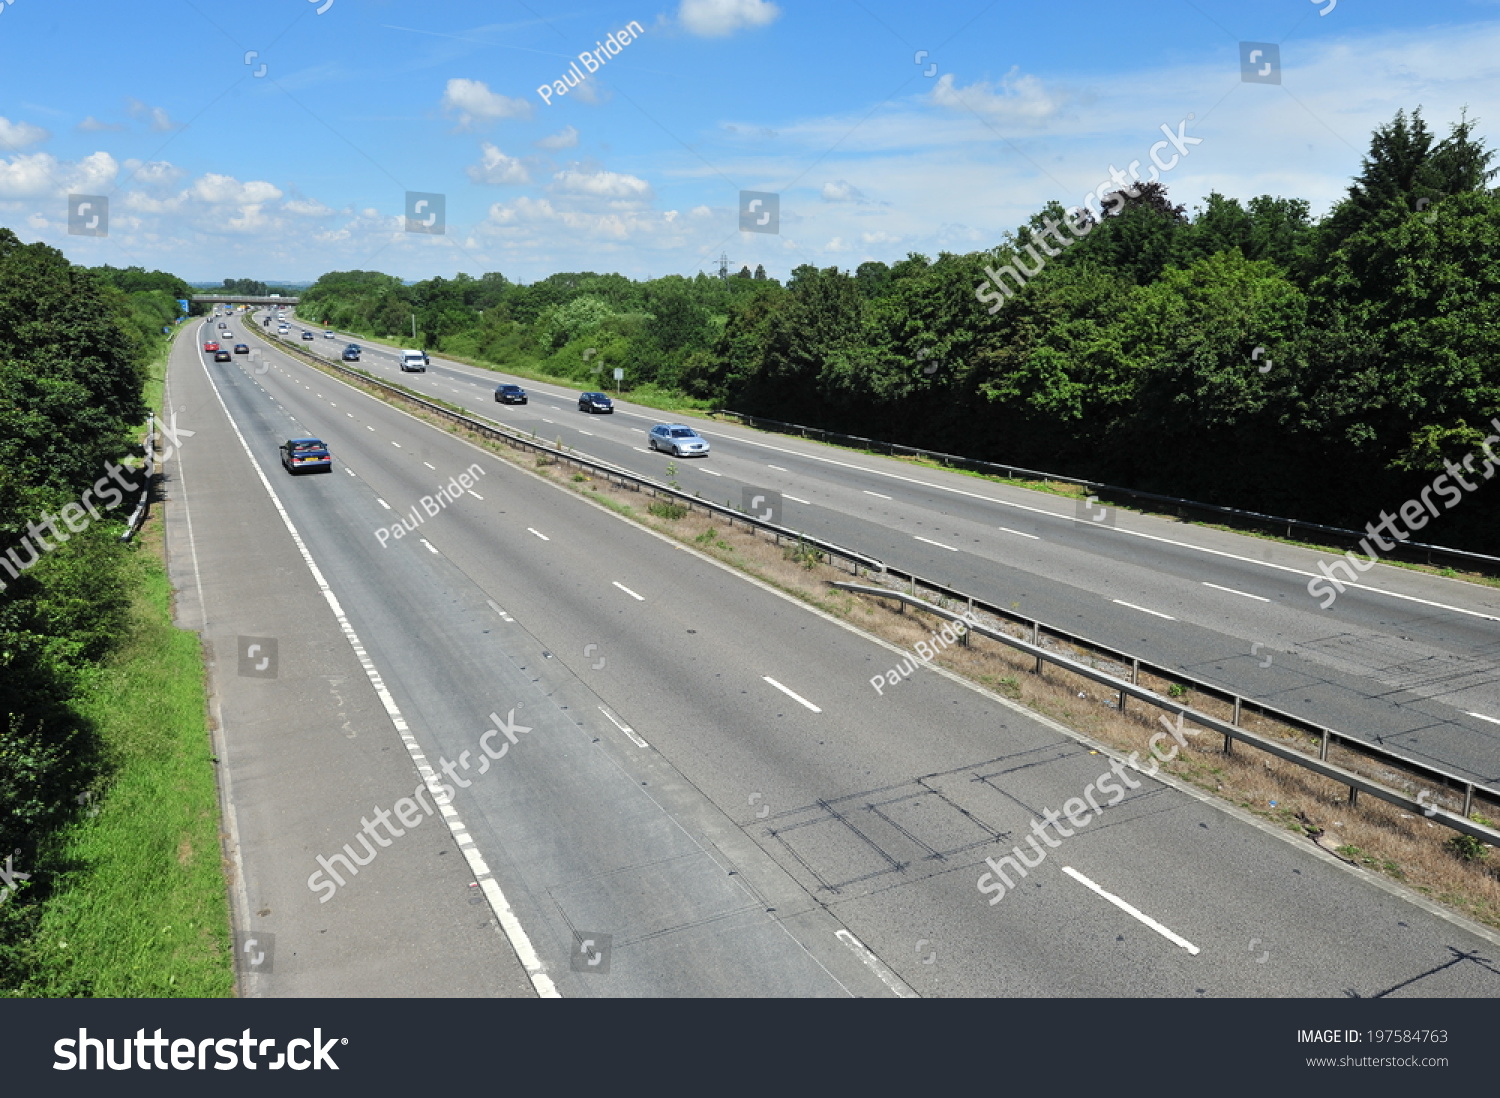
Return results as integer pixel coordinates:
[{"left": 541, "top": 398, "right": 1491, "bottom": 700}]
[
  {"left": 862, "top": 230, "right": 900, "bottom": 245},
  {"left": 77, "top": 116, "right": 124, "bottom": 133},
  {"left": 122, "top": 159, "right": 183, "bottom": 187},
  {"left": 467, "top": 143, "right": 531, "bottom": 185},
  {"left": 678, "top": 0, "right": 780, "bottom": 37},
  {"left": 820, "top": 179, "right": 865, "bottom": 203},
  {"left": 481, "top": 195, "right": 688, "bottom": 245},
  {"left": 550, "top": 168, "right": 653, "bottom": 202},
  {"left": 0, "top": 117, "right": 50, "bottom": 149},
  {"left": 0, "top": 153, "right": 65, "bottom": 198},
  {"left": 929, "top": 68, "right": 1067, "bottom": 126},
  {"left": 441, "top": 78, "right": 532, "bottom": 129},
  {"left": 536, "top": 125, "right": 579, "bottom": 150},
  {"left": 0, "top": 150, "right": 118, "bottom": 199},
  {"left": 284, "top": 197, "right": 336, "bottom": 216},
  {"left": 190, "top": 174, "right": 283, "bottom": 206},
  {"left": 127, "top": 99, "right": 183, "bottom": 132},
  {"left": 570, "top": 77, "right": 609, "bottom": 106}
]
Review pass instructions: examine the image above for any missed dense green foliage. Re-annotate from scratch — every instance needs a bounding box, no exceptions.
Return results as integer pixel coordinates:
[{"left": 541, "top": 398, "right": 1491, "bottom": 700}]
[
  {"left": 300, "top": 109, "right": 1499, "bottom": 550},
  {"left": 0, "top": 233, "right": 172, "bottom": 985}
]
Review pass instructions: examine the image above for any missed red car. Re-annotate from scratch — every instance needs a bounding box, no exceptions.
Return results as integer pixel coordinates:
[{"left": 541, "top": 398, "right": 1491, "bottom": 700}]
[{"left": 204, "top": 341, "right": 220, "bottom": 352}]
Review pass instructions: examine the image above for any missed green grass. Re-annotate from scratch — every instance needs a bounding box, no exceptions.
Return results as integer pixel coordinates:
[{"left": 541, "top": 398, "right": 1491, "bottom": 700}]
[{"left": 19, "top": 543, "right": 232, "bottom": 997}]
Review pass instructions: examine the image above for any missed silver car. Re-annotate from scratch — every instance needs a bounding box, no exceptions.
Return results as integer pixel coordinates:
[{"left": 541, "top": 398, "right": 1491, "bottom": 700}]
[{"left": 648, "top": 424, "right": 710, "bottom": 457}]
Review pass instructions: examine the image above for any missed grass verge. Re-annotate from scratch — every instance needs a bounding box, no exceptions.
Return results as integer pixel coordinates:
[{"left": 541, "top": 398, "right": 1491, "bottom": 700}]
[{"left": 8, "top": 335, "right": 233, "bottom": 997}]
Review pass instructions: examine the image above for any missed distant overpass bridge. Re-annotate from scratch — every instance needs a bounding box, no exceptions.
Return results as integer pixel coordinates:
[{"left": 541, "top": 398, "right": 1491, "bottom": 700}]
[{"left": 191, "top": 295, "right": 301, "bottom": 305}]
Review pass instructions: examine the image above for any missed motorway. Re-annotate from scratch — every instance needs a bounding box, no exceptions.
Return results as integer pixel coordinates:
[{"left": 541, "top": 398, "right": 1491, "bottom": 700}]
[
  {"left": 159, "top": 311, "right": 1500, "bottom": 997},
  {"left": 263, "top": 311, "right": 1500, "bottom": 787}
]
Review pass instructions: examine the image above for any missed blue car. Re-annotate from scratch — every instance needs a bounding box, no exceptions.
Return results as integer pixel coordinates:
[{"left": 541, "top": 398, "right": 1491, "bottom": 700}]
[{"left": 280, "top": 437, "right": 332, "bottom": 474}]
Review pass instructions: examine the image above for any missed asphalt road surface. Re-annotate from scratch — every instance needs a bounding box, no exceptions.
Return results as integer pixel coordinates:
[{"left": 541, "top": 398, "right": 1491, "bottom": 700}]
[{"left": 165, "top": 317, "right": 1500, "bottom": 997}]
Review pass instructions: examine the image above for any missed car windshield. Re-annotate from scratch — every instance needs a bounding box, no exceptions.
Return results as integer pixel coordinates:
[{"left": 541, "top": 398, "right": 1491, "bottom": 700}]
[
  {"left": 291, "top": 441, "right": 325, "bottom": 452},
  {"left": 670, "top": 428, "right": 695, "bottom": 438}
]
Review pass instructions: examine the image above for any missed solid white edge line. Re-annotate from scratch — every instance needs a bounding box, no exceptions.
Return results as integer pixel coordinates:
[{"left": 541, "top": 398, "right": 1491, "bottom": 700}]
[
  {"left": 914, "top": 535, "right": 958, "bottom": 552},
  {"left": 834, "top": 929, "right": 919, "bottom": 998},
  {"left": 1061, "top": 866, "right": 1200, "bottom": 955},
  {"left": 763, "top": 676, "right": 822, "bottom": 713},
  {"left": 612, "top": 581, "right": 645, "bottom": 601},
  {"left": 598, "top": 706, "right": 649, "bottom": 748},
  {"left": 1112, "top": 598, "right": 1176, "bottom": 620},
  {"left": 195, "top": 354, "right": 559, "bottom": 999},
  {"left": 1467, "top": 711, "right": 1500, "bottom": 726},
  {"left": 1201, "top": 581, "right": 1270, "bottom": 602}
]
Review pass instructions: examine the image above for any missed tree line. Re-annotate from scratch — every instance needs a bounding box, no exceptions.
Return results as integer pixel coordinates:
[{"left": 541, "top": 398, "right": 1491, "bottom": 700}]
[
  {"left": 0, "top": 239, "right": 179, "bottom": 983},
  {"left": 301, "top": 108, "right": 1499, "bottom": 552}
]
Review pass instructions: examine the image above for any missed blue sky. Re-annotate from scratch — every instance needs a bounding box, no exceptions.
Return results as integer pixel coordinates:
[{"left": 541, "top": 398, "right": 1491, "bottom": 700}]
[{"left": 4, "top": 0, "right": 1499, "bottom": 283}]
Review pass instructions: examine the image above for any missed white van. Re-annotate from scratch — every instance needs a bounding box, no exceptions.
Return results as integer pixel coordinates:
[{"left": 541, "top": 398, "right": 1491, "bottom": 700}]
[{"left": 399, "top": 349, "right": 428, "bottom": 373}]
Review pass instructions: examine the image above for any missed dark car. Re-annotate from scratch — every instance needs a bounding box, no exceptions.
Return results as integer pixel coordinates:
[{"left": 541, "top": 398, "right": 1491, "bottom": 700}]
[
  {"left": 233, "top": 343, "right": 249, "bottom": 355},
  {"left": 342, "top": 348, "right": 360, "bottom": 361},
  {"left": 495, "top": 384, "right": 527, "bottom": 404},
  {"left": 213, "top": 350, "right": 232, "bottom": 362},
  {"left": 301, "top": 330, "right": 315, "bottom": 341},
  {"left": 279, "top": 437, "right": 332, "bottom": 474},
  {"left": 578, "top": 391, "right": 613, "bottom": 413}
]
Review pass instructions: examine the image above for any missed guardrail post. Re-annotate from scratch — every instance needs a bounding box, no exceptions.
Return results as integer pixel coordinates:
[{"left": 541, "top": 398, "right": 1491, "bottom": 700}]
[
  {"left": 1464, "top": 782, "right": 1474, "bottom": 818},
  {"left": 1223, "top": 731, "right": 1233, "bottom": 755},
  {"left": 1348, "top": 786, "right": 1359, "bottom": 806},
  {"left": 1232, "top": 696, "right": 1242, "bottom": 726},
  {"left": 963, "top": 597, "right": 972, "bottom": 646},
  {"left": 1031, "top": 621, "right": 1042, "bottom": 675},
  {"left": 1319, "top": 730, "right": 1330, "bottom": 761}
]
